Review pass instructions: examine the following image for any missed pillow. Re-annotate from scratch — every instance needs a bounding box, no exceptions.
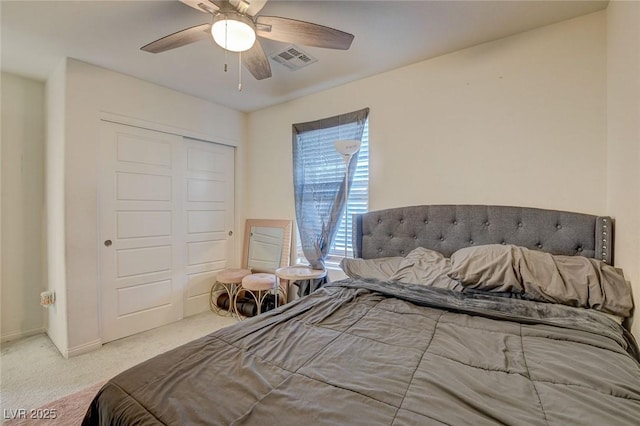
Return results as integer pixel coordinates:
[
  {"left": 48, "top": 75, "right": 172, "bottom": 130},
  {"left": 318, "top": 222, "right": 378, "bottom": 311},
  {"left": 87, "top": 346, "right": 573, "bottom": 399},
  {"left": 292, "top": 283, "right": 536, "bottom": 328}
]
[
  {"left": 390, "top": 247, "right": 462, "bottom": 291},
  {"left": 449, "top": 244, "right": 633, "bottom": 317},
  {"left": 340, "top": 256, "right": 404, "bottom": 281},
  {"left": 448, "top": 245, "right": 522, "bottom": 292}
]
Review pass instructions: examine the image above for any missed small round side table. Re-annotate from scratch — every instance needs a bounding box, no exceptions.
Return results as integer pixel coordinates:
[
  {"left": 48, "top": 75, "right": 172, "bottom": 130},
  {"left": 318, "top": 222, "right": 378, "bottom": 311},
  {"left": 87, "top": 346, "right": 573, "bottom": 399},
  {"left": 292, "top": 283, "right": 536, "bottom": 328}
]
[{"left": 276, "top": 265, "right": 327, "bottom": 303}]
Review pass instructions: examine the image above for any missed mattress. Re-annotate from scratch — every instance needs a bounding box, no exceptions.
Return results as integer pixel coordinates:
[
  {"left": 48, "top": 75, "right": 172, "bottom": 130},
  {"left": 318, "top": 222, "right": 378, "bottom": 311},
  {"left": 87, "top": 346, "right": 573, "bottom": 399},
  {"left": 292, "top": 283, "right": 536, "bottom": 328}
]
[{"left": 83, "top": 278, "right": 640, "bottom": 425}]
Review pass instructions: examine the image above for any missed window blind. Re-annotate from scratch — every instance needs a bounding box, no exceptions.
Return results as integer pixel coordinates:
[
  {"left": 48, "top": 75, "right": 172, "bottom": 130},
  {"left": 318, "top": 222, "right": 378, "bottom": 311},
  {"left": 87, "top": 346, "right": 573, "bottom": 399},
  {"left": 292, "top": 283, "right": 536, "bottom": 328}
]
[{"left": 296, "top": 119, "right": 369, "bottom": 264}]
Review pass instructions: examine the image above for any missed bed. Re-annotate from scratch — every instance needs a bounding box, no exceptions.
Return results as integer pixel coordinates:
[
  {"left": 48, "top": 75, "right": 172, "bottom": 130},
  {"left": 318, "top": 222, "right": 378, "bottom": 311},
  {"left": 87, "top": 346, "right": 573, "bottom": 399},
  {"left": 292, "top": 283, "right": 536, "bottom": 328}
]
[{"left": 83, "top": 205, "right": 640, "bottom": 425}]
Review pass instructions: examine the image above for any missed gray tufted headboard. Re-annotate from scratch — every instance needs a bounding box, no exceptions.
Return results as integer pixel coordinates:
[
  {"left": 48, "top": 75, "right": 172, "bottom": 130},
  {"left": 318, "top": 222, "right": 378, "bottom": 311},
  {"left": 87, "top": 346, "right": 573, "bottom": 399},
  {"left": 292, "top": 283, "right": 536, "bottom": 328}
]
[{"left": 353, "top": 205, "right": 613, "bottom": 264}]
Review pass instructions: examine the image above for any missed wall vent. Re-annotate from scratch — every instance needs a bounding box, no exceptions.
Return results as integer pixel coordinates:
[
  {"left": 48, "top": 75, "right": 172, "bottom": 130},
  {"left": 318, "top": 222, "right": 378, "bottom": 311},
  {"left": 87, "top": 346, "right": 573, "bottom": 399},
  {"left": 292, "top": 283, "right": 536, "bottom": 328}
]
[{"left": 270, "top": 45, "right": 317, "bottom": 71}]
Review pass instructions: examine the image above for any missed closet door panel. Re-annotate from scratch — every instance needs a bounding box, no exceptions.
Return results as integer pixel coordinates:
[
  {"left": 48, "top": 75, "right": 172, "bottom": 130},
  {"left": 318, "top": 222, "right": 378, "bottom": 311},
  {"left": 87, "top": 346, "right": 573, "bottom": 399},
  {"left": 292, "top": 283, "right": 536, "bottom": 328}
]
[{"left": 99, "top": 122, "right": 235, "bottom": 342}]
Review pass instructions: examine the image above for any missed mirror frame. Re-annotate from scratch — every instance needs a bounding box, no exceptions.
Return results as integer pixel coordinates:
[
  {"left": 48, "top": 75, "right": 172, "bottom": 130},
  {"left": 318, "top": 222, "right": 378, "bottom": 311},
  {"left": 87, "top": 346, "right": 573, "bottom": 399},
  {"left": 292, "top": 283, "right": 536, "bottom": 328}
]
[{"left": 242, "top": 219, "right": 293, "bottom": 271}]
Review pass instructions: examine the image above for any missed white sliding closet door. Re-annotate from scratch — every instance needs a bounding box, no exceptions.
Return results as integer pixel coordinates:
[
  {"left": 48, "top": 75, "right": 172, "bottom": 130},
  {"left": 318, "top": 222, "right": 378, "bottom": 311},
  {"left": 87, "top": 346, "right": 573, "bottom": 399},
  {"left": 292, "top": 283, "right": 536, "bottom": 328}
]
[
  {"left": 99, "top": 122, "right": 234, "bottom": 343},
  {"left": 183, "top": 138, "right": 235, "bottom": 316}
]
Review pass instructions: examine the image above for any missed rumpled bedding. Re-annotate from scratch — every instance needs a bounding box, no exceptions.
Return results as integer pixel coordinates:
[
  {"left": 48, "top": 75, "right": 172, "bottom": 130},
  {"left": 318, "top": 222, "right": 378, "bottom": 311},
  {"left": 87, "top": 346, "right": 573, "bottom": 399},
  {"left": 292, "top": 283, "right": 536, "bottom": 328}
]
[
  {"left": 83, "top": 279, "right": 640, "bottom": 426},
  {"left": 341, "top": 245, "right": 633, "bottom": 319},
  {"left": 449, "top": 244, "right": 633, "bottom": 316}
]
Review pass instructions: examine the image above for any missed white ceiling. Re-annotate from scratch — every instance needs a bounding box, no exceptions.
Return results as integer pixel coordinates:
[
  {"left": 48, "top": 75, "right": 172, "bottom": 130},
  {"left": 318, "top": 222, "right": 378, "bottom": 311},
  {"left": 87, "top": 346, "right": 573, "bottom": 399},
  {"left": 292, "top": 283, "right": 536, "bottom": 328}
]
[{"left": 1, "top": 0, "right": 607, "bottom": 112}]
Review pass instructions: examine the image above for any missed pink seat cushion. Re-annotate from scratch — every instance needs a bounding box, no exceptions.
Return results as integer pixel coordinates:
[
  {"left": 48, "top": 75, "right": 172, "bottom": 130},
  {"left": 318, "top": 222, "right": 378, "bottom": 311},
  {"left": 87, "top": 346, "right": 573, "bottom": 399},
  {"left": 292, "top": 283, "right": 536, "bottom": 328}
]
[
  {"left": 217, "top": 268, "right": 252, "bottom": 284},
  {"left": 242, "top": 273, "right": 277, "bottom": 291}
]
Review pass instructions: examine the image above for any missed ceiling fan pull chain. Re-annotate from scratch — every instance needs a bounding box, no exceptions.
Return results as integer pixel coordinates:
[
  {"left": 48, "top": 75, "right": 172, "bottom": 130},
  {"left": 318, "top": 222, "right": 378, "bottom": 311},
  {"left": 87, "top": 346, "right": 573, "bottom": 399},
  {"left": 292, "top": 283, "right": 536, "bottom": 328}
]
[
  {"left": 224, "top": 16, "right": 228, "bottom": 72},
  {"left": 238, "top": 52, "right": 243, "bottom": 91}
]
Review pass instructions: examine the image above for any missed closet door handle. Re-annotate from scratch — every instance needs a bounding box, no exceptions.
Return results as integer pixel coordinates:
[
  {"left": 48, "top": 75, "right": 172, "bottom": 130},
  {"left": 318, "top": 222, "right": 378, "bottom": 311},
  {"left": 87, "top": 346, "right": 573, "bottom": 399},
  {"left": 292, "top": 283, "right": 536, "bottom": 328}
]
[{"left": 104, "top": 240, "right": 112, "bottom": 247}]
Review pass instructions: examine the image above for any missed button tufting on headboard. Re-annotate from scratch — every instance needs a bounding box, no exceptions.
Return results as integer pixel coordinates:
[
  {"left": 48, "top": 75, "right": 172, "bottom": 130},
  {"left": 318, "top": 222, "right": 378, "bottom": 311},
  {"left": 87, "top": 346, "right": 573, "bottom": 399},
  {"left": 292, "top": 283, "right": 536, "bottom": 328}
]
[{"left": 353, "top": 205, "right": 614, "bottom": 264}]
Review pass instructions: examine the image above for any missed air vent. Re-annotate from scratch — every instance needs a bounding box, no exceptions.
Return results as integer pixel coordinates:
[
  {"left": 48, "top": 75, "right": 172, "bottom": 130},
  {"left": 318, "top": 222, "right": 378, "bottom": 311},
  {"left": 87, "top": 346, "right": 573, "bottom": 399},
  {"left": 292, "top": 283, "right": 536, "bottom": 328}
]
[{"left": 270, "top": 45, "right": 318, "bottom": 71}]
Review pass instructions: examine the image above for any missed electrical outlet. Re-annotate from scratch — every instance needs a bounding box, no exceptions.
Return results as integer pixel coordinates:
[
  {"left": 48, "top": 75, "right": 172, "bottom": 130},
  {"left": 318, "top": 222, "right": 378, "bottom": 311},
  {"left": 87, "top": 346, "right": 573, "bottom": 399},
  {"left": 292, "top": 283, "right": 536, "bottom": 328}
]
[{"left": 40, "top": 291, "right": 55, "bottom": 307}]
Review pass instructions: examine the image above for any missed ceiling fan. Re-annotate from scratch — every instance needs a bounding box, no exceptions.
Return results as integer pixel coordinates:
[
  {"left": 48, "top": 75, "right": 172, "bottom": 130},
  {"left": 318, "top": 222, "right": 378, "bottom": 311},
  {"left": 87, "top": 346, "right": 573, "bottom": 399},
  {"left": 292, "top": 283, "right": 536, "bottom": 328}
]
[{"left": 141, "top": 0, "right": 355, "bottom": 82}]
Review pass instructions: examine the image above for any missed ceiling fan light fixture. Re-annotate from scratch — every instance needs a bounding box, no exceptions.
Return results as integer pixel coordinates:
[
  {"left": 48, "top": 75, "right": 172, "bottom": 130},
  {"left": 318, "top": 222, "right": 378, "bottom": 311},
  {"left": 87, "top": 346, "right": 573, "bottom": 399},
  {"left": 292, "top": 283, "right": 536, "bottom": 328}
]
[{"left": 211, "top": 12, "right": 256, "bottom": 52}]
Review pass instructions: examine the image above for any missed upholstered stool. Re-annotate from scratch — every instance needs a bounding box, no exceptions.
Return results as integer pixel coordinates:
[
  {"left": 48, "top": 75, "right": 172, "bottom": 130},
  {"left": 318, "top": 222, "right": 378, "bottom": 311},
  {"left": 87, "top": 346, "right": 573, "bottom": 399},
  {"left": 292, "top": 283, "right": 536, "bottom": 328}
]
[
  {"left": 234, "top": 273, "right": 282, "bottom": 318},
  {"left": 210, "top": 268, "right": 252, "bottom": 317}
]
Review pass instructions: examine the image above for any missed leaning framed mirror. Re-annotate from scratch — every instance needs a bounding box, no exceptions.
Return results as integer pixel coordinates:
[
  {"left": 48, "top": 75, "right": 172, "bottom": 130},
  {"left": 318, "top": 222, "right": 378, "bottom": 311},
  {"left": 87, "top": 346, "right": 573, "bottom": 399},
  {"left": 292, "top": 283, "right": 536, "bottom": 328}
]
[{"left": 242, "top": 219, "right": 292, "bottom": 273}]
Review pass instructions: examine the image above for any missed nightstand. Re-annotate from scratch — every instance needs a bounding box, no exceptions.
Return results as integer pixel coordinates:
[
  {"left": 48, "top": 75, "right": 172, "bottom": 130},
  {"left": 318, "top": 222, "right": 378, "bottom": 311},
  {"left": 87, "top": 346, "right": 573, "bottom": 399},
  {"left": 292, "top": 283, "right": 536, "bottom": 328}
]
[{"left": 276, "top": 265, "right": 327, "bottom": 302}]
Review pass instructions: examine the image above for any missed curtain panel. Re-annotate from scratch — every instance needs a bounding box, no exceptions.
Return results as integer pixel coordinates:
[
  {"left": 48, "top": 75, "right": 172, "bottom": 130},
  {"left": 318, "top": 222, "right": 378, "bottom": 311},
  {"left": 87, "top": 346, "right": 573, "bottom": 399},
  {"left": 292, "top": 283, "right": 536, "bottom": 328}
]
[{"left": 292, "top": 107, "right": 370, "bottom": 269}]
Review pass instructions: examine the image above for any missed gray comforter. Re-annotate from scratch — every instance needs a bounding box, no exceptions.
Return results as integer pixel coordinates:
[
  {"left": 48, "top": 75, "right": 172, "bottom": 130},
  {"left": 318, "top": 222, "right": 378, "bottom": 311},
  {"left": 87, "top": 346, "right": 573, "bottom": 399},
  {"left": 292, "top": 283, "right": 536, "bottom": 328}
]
[{"left": 83, "top": 279, "right": 640, "bottom": 425}]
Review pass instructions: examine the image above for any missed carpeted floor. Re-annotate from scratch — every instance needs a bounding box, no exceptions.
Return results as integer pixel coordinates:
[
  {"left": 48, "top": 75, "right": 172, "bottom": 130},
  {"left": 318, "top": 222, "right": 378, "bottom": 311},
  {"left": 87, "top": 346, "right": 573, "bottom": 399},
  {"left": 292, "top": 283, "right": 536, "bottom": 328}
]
[
  {"left": 0, "top": 310, "right": 236, "bottom": 422},
  {"left": 3, "top": 380, "right": 106, "bottom": 426}
]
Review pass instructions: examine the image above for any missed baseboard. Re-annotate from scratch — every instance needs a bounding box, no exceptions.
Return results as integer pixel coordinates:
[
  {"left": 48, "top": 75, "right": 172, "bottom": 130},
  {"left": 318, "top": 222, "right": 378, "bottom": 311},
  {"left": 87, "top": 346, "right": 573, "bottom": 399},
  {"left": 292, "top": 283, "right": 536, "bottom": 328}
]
[
  {"left": 0, "top": 327, "right": 45, "bottom": 343},
  {"left": 63, "top": 338, "right": 103, "bottom": 358},
  {"left": 185, "top": 292, "right": 210, "bottom": 317}
]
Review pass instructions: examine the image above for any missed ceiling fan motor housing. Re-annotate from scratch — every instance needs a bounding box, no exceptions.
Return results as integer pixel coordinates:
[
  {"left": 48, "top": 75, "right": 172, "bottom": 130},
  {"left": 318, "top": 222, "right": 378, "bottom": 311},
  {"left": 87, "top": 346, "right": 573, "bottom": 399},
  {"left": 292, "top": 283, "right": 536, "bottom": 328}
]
[{"left": 211, "top": 10, "right": 257, "bottom": 52}]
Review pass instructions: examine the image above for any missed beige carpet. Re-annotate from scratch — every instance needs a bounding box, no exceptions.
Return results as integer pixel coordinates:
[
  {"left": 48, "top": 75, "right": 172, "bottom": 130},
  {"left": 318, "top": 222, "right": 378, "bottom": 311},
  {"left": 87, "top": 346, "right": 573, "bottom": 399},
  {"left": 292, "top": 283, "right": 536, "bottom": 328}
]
[
  {"left": 1, "top": 310, "right": 237, "bottom": 420},
  {"left": 4, "top": 381, "right": 106, "bottom": 425}
]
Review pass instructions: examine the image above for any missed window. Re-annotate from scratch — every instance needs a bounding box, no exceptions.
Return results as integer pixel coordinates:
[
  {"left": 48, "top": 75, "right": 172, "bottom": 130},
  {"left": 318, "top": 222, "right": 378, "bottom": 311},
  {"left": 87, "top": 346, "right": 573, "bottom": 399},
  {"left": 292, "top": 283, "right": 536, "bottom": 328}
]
[{"left": 295, "top": 118, "right": 369, "bottom": 266}]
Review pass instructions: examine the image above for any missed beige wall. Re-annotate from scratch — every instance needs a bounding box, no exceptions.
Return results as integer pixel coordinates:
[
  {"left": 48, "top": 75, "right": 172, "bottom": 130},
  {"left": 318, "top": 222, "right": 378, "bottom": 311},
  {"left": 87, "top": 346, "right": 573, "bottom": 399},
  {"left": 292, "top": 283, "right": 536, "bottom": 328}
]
[
  {"left": 47, "top": 59, "right": 246, "bottom": 357},
  {"left": 45, "top": 60, "right": 69, "bottom": 352},
  {"left": 606, "top": 0, "right": 640, "bottom": 337},
  {"left": 1, "top": 73, "right": 46, "bottom": 342},
  {"left": 247, "top": 12, "right": 606, "bottom": 239}
]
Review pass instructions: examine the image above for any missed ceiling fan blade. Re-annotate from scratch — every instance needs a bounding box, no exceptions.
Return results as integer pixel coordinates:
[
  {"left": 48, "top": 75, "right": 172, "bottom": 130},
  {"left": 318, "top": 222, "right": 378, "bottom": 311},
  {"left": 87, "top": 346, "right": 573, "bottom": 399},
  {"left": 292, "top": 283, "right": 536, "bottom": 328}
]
[
  {"left": 141, "top": 23, "right": 212, "bottom": 53},
  {"left": 256, "top": 16, "right": 354, "bottom": 50},
  {"left": 180, "top": 0, "right": 222, "bottom": 14},
  {"left": 242, "top": 39, "right": 272, "bottom": 80},
  {"left": 229, "top": 0, "right": 268, "bottom": 16}
]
